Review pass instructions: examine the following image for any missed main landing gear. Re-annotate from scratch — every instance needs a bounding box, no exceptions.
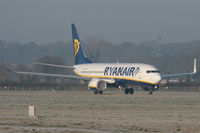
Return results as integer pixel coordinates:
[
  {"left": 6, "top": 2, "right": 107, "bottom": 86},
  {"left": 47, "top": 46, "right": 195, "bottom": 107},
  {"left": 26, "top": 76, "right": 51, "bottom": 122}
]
[
  {"left": 94, "top": 90, "right": 103, "bottom": 95},
  {"left": 148, "top": 89, "right": 153, "bottom": 95},
  {"left": 125, "top": 88, "right": 134, "bottom": 94}
]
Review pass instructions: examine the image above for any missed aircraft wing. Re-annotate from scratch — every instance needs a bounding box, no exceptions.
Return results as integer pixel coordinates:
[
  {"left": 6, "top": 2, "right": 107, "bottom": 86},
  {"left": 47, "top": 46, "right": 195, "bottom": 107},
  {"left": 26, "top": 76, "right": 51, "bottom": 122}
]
[
  {"left": 161, "top": 58, "right": 197, "bottom": 79},
  {"left": 12, "top": 71, "right": 91, "bottom": 80},
  {"left": 3, "top": 63, "right": 90, "bottom": 81},
  {"left": 161, "top": 72, "right": 195, "bottom": 79},
  {"left": 34, "top": 62, "right": 74, "bottom": 69}
]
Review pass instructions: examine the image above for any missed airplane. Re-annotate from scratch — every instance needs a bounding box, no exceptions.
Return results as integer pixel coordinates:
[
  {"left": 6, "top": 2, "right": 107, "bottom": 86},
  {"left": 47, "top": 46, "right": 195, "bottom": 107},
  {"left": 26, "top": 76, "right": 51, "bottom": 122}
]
[{"left": 4, "top": 24, "right": 197, "bottom": 95}]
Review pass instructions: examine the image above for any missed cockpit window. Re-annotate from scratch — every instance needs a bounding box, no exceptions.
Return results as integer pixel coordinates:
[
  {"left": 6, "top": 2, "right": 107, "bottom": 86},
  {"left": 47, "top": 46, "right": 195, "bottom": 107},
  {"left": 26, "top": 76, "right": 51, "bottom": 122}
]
[{"left": 146, "top": 70, "right": 160, "bottom": 73}]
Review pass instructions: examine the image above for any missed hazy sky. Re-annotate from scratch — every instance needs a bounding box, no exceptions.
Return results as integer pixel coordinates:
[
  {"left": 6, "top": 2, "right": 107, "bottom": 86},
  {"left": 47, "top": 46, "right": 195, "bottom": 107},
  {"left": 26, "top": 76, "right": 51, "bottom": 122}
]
[{"left": 0, "top": 0, "right": 200, "bottom": 44}]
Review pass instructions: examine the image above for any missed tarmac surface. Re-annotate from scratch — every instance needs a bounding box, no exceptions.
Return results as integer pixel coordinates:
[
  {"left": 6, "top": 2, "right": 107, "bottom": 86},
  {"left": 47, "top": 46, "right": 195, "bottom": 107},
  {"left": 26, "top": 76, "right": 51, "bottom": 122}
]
[{"left": 0, "top": 90, "right": 200, "bottom": 133}]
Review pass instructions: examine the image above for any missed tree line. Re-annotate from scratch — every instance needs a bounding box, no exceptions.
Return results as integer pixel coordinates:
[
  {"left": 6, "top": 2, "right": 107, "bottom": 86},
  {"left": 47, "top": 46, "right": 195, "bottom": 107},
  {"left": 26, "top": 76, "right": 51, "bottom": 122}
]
[{"left": 0, "top": 38, "right": 200, "bottom": 90}]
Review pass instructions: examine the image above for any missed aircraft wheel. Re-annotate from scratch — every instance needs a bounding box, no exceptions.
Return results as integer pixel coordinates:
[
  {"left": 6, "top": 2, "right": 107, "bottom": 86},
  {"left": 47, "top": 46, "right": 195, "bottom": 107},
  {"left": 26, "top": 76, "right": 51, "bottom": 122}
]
[
  {"left": 94, "top": 91, "right": 98, "bottom": 95},
  {"left": 125, "top": 88, "right": 129, "bottom": 94},
  {"left": 129, "top": 88, "right": 134, "bottom": 94},
  {"left": 99, "top": 91, "right": 103, "bottom": 95},
  {"left": 148, "top": 90, "right": 153, "bottom": 95},
  {"left": 94, "top": 90, "right": 103, "bottom": 95}
]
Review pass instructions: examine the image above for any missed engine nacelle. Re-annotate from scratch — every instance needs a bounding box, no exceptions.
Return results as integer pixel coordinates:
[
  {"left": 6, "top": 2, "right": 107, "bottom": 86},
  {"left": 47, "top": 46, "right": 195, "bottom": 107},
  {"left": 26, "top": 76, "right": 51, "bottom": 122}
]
[{"left": 88, "top": 78, "right": 107, "bottom": 91}]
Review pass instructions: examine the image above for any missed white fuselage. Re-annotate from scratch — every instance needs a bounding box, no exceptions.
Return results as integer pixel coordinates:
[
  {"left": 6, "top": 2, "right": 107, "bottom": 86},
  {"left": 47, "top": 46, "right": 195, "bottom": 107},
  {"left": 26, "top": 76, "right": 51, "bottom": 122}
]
[{"left": 73, "top": 63, "right": 161, "bottom": 85}]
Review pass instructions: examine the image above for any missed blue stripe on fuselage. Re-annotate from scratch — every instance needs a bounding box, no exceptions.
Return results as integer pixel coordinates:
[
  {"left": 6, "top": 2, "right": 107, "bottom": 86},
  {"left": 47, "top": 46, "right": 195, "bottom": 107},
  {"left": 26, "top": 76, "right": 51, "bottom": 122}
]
[
  {"left": 88, "top": 87, "right": 97, "bottom": 91},
  {"left": 114, "top": 78, "right": 155, "bottom": 87}
]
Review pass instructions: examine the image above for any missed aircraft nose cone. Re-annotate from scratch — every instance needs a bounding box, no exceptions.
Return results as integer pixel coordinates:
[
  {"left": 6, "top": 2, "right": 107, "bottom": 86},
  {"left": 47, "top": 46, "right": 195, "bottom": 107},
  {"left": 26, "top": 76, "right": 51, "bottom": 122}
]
[{"left": 156, "top": 74, "right": 162, "bottom": 83}]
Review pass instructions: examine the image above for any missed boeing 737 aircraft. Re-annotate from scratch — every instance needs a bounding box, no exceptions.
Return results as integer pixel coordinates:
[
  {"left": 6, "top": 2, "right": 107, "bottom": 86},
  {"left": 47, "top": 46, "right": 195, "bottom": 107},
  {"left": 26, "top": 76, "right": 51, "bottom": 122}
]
[{"left": 5, "top": 24, "right": 197, "bottom": 95}]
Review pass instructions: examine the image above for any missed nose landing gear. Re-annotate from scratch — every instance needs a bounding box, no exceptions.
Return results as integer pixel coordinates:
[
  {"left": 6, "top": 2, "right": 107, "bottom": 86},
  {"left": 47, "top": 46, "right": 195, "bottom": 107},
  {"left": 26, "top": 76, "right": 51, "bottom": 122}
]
[
  {"left": 143, "top": 85, "right": 158, "bottom": 95},
  {"left": 148, "top": 89, "right": 153, "bottom": 95}
]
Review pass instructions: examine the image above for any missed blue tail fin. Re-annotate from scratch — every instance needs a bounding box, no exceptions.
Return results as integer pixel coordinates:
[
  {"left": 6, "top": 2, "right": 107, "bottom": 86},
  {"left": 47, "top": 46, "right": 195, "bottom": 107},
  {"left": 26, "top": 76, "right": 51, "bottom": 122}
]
[{"left": 71, "top": 24, "right": 92, "bottom": 65}]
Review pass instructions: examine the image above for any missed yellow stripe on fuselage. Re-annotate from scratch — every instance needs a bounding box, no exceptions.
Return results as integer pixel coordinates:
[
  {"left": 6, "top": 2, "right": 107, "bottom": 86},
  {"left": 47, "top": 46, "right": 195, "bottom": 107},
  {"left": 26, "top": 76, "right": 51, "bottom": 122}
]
[
  {"left": 88, "top": 86, "right": 97, "bottom": 88},
  {"left": 74, "top": 71, "right": 157, "bottom": 85}
]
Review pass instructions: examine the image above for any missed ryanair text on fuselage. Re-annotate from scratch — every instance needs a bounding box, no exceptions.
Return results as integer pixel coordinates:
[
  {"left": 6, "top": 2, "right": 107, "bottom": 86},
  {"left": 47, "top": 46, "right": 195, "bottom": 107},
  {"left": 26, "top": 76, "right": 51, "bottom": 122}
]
[{"left": 104, "top": 67, "right": 140, "bottom": 76}]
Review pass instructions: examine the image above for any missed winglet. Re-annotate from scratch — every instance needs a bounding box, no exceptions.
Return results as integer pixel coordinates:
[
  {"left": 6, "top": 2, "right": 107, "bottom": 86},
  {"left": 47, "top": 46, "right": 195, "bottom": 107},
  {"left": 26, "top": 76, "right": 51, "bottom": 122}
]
[{"left": 193, "top": 58, "right": 197, "bottom": 73}]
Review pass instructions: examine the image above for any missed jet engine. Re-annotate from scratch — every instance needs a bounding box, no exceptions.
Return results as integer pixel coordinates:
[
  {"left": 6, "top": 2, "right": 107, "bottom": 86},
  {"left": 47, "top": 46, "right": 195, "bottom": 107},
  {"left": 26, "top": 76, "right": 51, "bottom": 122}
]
[{"left": 88, "top": 78, "right": 107, "bottom": 91}]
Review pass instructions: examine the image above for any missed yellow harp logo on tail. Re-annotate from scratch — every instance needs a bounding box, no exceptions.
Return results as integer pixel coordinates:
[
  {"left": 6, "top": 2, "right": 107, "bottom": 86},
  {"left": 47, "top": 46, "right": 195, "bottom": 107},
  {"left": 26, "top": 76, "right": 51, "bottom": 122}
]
[{"left": 74, "top": 39, "right": 80, "bottom": 56}]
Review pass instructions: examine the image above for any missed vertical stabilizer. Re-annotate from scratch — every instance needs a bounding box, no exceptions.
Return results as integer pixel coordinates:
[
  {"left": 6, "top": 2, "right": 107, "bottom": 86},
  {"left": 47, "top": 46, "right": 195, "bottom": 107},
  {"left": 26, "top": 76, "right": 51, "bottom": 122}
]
[{"left": 71, "top": 24, "right": 92, "bottom": 65}]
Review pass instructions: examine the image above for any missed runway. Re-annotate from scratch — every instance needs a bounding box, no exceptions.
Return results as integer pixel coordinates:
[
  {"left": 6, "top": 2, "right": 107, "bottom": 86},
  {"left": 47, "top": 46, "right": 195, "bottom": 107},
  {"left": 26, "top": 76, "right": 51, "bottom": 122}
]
[{"left": 0, "top": 90, "right": 200, "bottom": 133}]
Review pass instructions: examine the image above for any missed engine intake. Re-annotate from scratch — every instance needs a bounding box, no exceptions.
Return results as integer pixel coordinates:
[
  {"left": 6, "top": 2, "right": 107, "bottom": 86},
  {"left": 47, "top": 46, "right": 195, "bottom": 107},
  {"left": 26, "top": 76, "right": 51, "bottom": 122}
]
[{"left": 88, "top": 78, "right": 107, "bottom": 91}]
